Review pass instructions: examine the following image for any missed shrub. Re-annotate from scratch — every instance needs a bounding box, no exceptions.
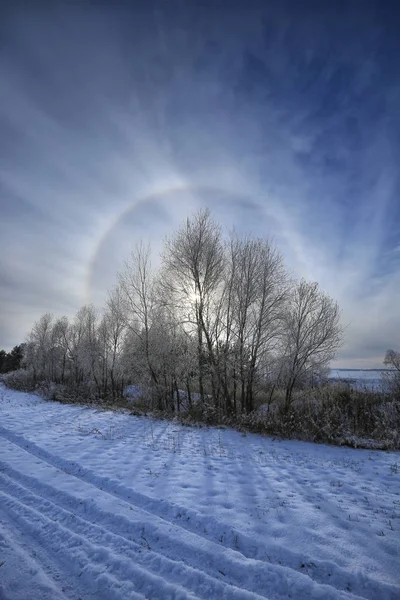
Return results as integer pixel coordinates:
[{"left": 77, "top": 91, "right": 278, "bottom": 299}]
[
  {"left": 1, "top": 369, "right": 36, "bottom": 392},
  {"left": 229, "top": 383, "right": 400, "bottom": 449},
  {"left": 2, "top": 370, "right": 398, "bottom": 449}
]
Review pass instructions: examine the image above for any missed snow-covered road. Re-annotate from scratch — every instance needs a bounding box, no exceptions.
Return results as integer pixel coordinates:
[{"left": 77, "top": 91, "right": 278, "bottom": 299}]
[{"left": 0, "top": 384, "right": 399, "bottom": 600}]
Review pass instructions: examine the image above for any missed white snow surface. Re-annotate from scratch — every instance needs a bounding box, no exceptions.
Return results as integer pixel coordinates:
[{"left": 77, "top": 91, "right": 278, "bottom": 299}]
[
  {"left": 329, "top": 370, "right": 384, "bottom": 391},
  {"left": 0, "top": 384, "right": 399, "bottom": 600},
  {"left": 330, "top": 370, "right": 385, "bottom": 381}
]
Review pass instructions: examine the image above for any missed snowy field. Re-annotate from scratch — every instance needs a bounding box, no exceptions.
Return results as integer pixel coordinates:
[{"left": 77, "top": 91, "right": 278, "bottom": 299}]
[
  {"left": 329, "top": 369, "right": 385, "bottom": 391},
  {"left": 0, "top": 384, "right": 399, "bottom": 600}
]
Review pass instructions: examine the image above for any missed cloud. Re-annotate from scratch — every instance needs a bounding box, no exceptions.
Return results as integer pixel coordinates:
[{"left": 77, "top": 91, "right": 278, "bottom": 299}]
[{"left": 0, "top": 2, "right": 399, "bottom": 367}]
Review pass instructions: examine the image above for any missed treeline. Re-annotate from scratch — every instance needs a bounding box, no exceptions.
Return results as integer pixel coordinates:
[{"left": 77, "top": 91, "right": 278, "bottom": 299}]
[
  {"left": 13, "top": 209, "right": 344, "bottom": 416},
  {"left": 0, "top": 345, "right": 24, "bottom": 373}
]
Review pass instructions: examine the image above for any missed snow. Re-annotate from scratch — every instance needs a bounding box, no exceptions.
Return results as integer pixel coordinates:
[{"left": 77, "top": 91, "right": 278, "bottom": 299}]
[
  {"left": 0, "top": 384, "right": 399, "bottom": 600},
  {"left": 329, "top": 369, "right": 385, "bottom": 391}
]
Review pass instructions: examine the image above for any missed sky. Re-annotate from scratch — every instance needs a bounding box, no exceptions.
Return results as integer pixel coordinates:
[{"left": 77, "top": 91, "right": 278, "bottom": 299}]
[{"left": 0, "top": 1, "right": 399, "bottom": 368}]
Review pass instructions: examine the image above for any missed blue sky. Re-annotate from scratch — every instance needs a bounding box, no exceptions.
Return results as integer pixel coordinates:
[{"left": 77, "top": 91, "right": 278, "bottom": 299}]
[{"left": 0, "top": 1, "right": 399, "bottom": 367}]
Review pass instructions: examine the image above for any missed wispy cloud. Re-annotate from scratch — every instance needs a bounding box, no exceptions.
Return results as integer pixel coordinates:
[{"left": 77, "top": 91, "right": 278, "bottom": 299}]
[{"left": 0, "top": 3, "right": 399, "bottom": 366}]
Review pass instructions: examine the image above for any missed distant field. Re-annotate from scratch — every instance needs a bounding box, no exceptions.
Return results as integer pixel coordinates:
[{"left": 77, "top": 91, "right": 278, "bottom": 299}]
[{"left": 329, "top": 369, "right": 391, "bottom": 390}]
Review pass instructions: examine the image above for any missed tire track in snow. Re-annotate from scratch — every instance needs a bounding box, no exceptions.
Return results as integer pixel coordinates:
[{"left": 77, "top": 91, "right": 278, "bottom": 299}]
[
  {"left": 0, "top": 490, "right": 200, "bottom": 600},
  {"left": 0, "top": 470, "right": 267, "bottom": 600},
  {"left": 0, "top": 505, "right": 144, "bottom": 600},
  {"left": 1, "top": 425, "right": 398, "bottom": 600},
  {"left": 0, "top": 518, "right": 73, "bottom": 600},
  {"left": 1, "top": 460, "right": 357, "bottom": 600}
]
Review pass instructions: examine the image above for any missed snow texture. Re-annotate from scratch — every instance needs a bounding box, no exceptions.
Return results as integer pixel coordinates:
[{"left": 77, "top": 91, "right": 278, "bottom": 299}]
[{"left": 0, "top": 383, "right": 399, "bottom": 599}]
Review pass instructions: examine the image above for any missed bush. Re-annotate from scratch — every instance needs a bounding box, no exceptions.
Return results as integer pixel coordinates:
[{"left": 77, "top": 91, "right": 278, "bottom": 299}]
[
  {"left": 2, "top": 371, "right": 398, "bottom": 449},
  {"left": 381, "top": 371, "right": 400, "bottom": 401},
  {"left": 0, "top": 371, "right": 100, "bottom": 405},
  {"left": 228, "top": 384, "right": 400, "bottom": 449},
  {"left": 0, "top": 369, "right": 36, "bottom": 392}
]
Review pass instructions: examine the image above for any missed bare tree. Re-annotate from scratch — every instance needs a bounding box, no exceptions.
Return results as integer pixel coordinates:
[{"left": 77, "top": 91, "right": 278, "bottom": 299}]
[
  {"left": 384, "top": 349, "right": 400, "bottom": 372},
  {"left": 118, "top": 242, "right": 162, "bottom": 406},
  {"left": 227, "top": 235, "right": 288, "bottom": 413},
  {"left": 68, "top": 307, "right": 87, "bottom": 387},
  {"left": 383, "top": 349, "right": 400, "bottom": 400},
  {"left": 75, "top": 305, "right": 102, "bottom": 396},
  {"left": 282, "top": 280, "right": 343, "bottom": 412},
  {"left": 101, "top": 286, "right": 128, "bottom": 399},
  {"left": 18, "top": 210, "right": 345, "bottom": 419},
  {"left": 51, "top": 316, "right": 70, "bottom": 383},
  {"left": 24, "top": 313, "right": 54, "bottom": 382},
  {"left": 162, "top": 208, "right": 225, "bottom": 406}
]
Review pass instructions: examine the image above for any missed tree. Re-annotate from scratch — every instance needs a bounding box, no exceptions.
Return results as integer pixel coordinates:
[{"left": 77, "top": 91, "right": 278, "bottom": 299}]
[
  {"left": 383, "top": 349, "right": 400, "bottom": 400},
  {"left": 50, "top": 317, "right": 70, "bottom": 383},
  {"left": 0, "top": 349, "right": 6, "bottom": 373},
  {"left": 384, "top": 349, "right": 400, "bottom": 372},
  {"left": 226, "top": 235, "right": 288, "bottom": 413},
  {"left": 102, "top": 286, "right": 128, "bottom": 399},
  {"left": 25, "top": 313, "right": 54, "bottom": 381},
  {"left": 162, "top": 208, "right": 225, "bottom": 407},
  {"left": 118, "top": 242, "right": 162, "bottom": 406},
  {"left": 76, "top": 305, "right": 102, "bottom": 396},
  {"left": 0, "top": 345, "right": 25, "bottom": 373},
  {"left": 12, "top": 210, "right": 344, "bottom": 418},
  {"left": 282, "top": 280, "right": 343, "bottom": 412}
]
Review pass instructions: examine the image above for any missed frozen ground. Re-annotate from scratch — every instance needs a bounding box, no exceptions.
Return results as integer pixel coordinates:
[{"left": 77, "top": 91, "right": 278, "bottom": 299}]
[
  {"left": 329, "top": 369, "right": 389, "bottom": 391},
  {"left": 330, "top": 370, "right": 385, "bottom": 380},
  {"left": 0, "top": 384, "right": 399, "bottom": 600}
]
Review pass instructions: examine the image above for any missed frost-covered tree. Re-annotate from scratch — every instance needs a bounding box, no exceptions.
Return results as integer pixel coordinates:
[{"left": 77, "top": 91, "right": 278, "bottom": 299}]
[
  {"left": 24, "top": 313, "right": 54, "bottom": 381},
  {"left": 383, "top": 349, "right": 400, "bottom": 399},
  {"left": 101, "top": 286, "right": 127, "bottom": 400},
  {"left": 282, "top": 280, "right": 343, "bottom": 412},
  {"left": 162, "top": 208, "right": 225, "bottom": 406},
  {"left": 16, "top": 210, "right": 344, "bottom": 415},
  {"left": 225, "top": 235, "right": 289, "bottom": 413},
  {"left": 384, "top": 349, "right": 400, "bottom": 372},
  {"left": 118, "top": 242, "right": 164, "bottom": 406}
]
